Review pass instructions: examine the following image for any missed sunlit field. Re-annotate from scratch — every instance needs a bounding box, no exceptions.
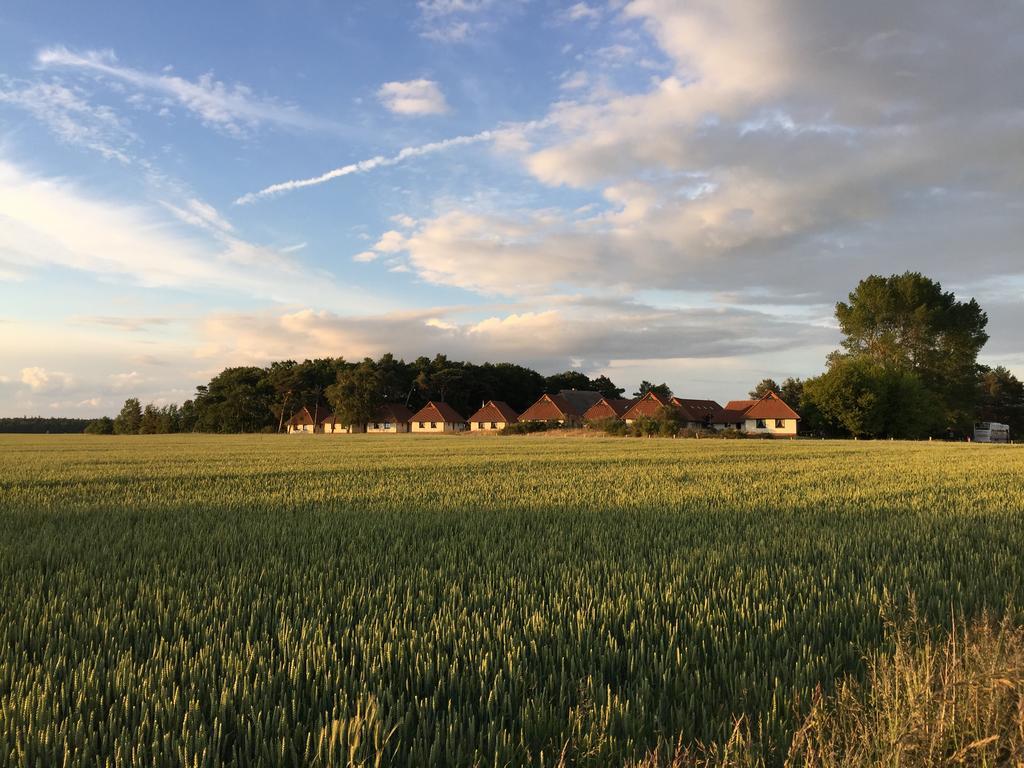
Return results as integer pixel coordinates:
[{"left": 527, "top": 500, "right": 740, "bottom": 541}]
[{"left": 1, "top": 435, "right": 1021, "bottom": 766}]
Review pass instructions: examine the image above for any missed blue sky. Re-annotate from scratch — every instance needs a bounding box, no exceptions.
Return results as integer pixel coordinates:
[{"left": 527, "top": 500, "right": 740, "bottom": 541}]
[{"left": 1, "top": 0, "right": 1022, "bottom": 416}]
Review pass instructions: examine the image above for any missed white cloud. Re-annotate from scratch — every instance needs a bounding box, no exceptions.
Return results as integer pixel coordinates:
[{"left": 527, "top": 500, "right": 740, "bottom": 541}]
[
  {"left": 109, "top": 371, "right": 144, "bottom": 390},
  {"left": 0, "top": 158, "right": 337, "bottom": 301},
  {"left": 564, "top": 3, "right": 602, "bottom": 22},
  {"left": 376, "top": 79, "right": 449, "bottom": 116},
  {"left": 20, "top": 367, "right": 74, "bottom": 391},
  {"left": 353, "top": 250, "right": 378, "bottom": 263},
  {"left": 0, "top": 77, "right": 137, "bottom": 163},
  {"left": 36, "top": 46, "right": 328, "bottom": 137}
]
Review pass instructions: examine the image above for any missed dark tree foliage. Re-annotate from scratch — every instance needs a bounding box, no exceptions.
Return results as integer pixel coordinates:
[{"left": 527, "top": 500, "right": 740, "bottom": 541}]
[
  {"left": 0, "top": 417, "right": 91, "bottom": 434},
  {"left": 325, "top": 362, "right": 385, "bottom": 430},
  {"left": 977, "top": 366, "right": 1024, "bottom": 436},
  {"left": 835, "top": 272, "right": 988, "bottom": 430},
  {"left": 113, "top": 398, "right": 143, "bottom": 435},
  {"left": 191, "top": 368, "right": 277, "bottom": 433},
  {"left": 748, "top": 379, "right": 781, "bottom": 399},
  {"left": 633, "top": 381, "right": 673, "bottom": 399},
  {"left": 544, "top": 371, "right": 593, "bottom": 394},
  {"left": 590, "top": 375, "right": 625, "bottom": 399},
  {"left": 84, "top": 416, "right": 115, "bottom": 435}
]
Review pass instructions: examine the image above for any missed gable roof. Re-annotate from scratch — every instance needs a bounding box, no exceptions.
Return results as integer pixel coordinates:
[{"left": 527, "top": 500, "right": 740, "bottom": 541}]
[
  {"left": 519, "top": 393, "right": 578, "bottom": 420},
  {"left": 318, "top": 411, "right": 337, "bottom": 425},
  {"left": 371, "top": 403, "right": 414, "bottom": 423},
  {"left": 468, "top": 400, "right": 519, "bottom": 423},
  {"left": 410, "top": 401, "right": 466, "bottom": 424},
  {"left": 556, "top": 389, "right": 603, "bottom": 414},
  {"left": 621, "top": 391, "right": 671, "bottom": 420},
  {"left": 583, "top": 397, "right": 634, "bottom": 420},
  {"left": 724, "top": 392, "right": 800, "bottom": 420},
  {"left": 286, "top": 406, "right": 316, "bottom": 426},
  {"left": 671, "top": 397, "right": 729, "bottom": 424}
]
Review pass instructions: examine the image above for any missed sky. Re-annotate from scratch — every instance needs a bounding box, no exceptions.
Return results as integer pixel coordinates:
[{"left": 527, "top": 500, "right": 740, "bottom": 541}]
[{"left": 1, "top": 0, "right": 1022, "bottom": 417}]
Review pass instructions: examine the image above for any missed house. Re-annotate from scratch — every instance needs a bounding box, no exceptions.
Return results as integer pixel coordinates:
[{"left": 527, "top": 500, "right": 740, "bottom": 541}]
[
  {"left": 722, "top": 391, "right": 800, "bottom": 436},
  {"left": 320, "top": 412, "right": 346, "bottom": 434},
  {"left": 621, "top": 391, "right": 673, "bottom": 424},
  {"left": 671, "top": 398, "right": 731, "bottom": 430},
  {"left": 410, "top": 401, "right": 467, "bottom": 433},
  {"left": 467, "top": 401, "right": 519, "bottom": 431},
  {"left": 519, "top": 390, "right": 602, "bottom": 425},
  {"left": 582, "top": 397, "right": 634, "bottom": 421},
  {"left": 366, "top": 403, "right": 414, "bottom": 433},
  {"left": 286, "top": 406, "right": 320, "bottom": 433}
]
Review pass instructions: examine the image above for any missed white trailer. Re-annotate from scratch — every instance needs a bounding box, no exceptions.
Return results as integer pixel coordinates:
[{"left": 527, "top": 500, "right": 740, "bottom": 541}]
[{"left": 973, "top": 422, "right": 1010, "bottom": 443}]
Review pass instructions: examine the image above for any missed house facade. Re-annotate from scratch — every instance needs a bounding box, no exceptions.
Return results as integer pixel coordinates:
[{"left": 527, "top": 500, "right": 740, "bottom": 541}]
[
  {"left": 468, "top": 401, "right": 519, "bottom": 431},
  {"left": 722, "top": 392, "right": 800, "bottom": 436},
  {"left": 366, "top": 404, "right": 414, "bottom": 433},
  {"left": 286, "top": 406, "right": 320, "bottom": 433},
  {"left": 621, "top": 391, "right": 672, "bottom": 424},
  {"left": 410, "top": 401, "right": 467, "bottom": 433},
  {"left": 520, "top": 390, "right": 602, "bottom": 425}
]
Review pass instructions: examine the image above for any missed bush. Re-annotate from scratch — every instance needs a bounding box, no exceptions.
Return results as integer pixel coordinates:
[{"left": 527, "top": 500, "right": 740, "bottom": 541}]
[
  {"left": 588, "top": 418, "right": 628, "bottom": 436},
  {"left": 499, "top": 421, "right": 553, "bottom": 435}
]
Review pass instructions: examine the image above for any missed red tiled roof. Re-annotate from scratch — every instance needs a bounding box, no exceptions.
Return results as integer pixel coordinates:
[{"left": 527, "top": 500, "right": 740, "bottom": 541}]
[
  {"left": 724, "top": 392, "right": 800, "bottom": 420},
  {"left": 671, "top": 397, "right": 729, "bottom": 424},
  {"left": 744, "top": 392, "right": 801, "bottom": 420},
  {"left": 410, "top": 401, "right": 466, "bottom": 424},
  {"left": 468, "top": 400, "right": 519, "bottom": 424},
  {"left": 286, "top": 406, "right": 315, "bottom": 426},
  {"left": 318, "top": 412, "right": 337, "bottom": 425},
  {"left": 520, "top": 393, "right": 577, "bottom": 421},
  {"left": 621, "top": 391, "right": 671, "bottom": 420},
  {"left": 583, "top": 397, "right": 634, "bottom": 420},
  {"left": 372, "top": 403, "right": 414, "bottom": 423}
]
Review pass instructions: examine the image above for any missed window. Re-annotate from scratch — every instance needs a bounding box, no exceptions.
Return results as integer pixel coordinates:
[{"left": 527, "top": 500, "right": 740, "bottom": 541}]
[
  {"left": 756, "top": 419, "right": 766, "bottom": 429},
  {"left": 372, "top": 423, "right": 380, "bottom": 430},
  {"left": 418, "top": 421, "right": 425, "bottom": 428},
  {"left": 490, "top": 422, "right": 497, "bottom": 429},
  {"left": 775, "top": 419, "right": 785, "bottom": 428},
  {"left": 430, "top": 422, "right": 437, "bottom": 429},
  {"left": 383, "top": 422, "right": 392, "bottom": 430},
  {"left": 478, "top": 422, "right": 485, "bottom": 429}
]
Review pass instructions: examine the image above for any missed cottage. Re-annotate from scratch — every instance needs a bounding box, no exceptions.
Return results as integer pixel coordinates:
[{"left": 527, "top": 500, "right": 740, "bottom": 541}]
[
  {"left": 582, "top": 397, "right": 634, "bottom": 421},
  {"left": 467, "top": 401, "right": 519, "bottom": 431},
  {"left": 320, "top": 413, "right": 345, "bottom": 434},
  {"left": 410, "top": 401, "right": 467, "bottom": 433},
  {"left": 519, "top": 390, "right": 601, "bottom": 425},
  {"left": 286, "top": 406, "right": 320, "bottom": 434},
  {"left": 671, "top": 398, "right": 730, "bottom": 430},
  {"left": 722, "top": 391, "right": 800, "bottom": 436},
  {"left": 366, "top": 403, "right": 414, "bottom": 433}
]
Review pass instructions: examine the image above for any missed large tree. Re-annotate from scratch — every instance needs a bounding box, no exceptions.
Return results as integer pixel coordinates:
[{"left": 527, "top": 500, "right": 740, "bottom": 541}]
[
  {"left": 977, "top": 366, "right": 1024, "bottom": 436},
  {"left": 803, "top": 357, "right": 940, "bottom": 439},
  {"left": 834, "top": 272, "right": 988, "bottom": 429},
  {"left": 325, "top": 362, "right": 385, "bottom": 429},
  {"left": 590, "top": 375, "right": 625, "bottom": 399},
  {"left": 749, "top": 378, "right": 781, "bottom": 400},
  {"left": 113, "top": 398, "right": 143, "bottom": 435},
  {"left": 633, "top": 381, "right": 673, "bottom": 399}
]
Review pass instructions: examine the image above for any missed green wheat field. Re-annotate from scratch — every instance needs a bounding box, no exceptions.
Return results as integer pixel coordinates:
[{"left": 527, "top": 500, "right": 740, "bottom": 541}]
[{"left": 1, "top": 434, "right": 1022, "bottom": 766}]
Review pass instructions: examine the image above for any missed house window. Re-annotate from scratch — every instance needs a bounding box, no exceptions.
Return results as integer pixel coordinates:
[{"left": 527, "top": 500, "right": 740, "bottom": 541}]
[
  {"left": 418, "top": 421, "right": 425, "bottom": 428},
  {"left": 775, "top": 419, "right": 785, "bottom": 428},
  {"left": 383, "top": 422, "right": 391, "bottom": 430},
  {"left": 430, "top": 422, "right": 437, "bottom": 429},
  {"left": 756, "top": 419, "right": 766, "bottom": 429},
  {"left": 478, "top": 422, "right": 485, "bottom": 429},
  {"left": 372, "top": 423, "right": 380, "bottom": 430},
  {"left": 490, "top": 422, "right": 497, "bottom": 429}
]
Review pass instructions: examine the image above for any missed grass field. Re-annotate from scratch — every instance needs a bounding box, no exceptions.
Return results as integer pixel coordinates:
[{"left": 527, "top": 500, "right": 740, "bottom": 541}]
[{"left": 1, "top": 435, "right": 1022, "bottom": 766}]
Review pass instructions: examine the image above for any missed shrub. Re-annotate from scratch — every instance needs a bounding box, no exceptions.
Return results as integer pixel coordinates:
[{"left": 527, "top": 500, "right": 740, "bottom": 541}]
[{"left": 499, "top": 421, "right": 552, "bottom": 435}]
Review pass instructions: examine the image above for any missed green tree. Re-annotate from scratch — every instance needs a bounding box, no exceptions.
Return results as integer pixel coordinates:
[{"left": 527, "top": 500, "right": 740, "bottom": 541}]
[
  {"left": 113, "top": 398, "right": 142, "bottom": 435},
  {"left": 545, "top": 371, "right": 593, "bottom": 394},
  {"left": 84, "top": 416, "right": 114, "bottom": 435},
  {"left": 590, "top": 375, "right": 625, "bottom": 399},
  {"left": 633, "top": 381, "right": 673, "bottom": 399},
  {"left": 749, "top": 378, "right": 780, "bottom": 399},
  {"left": 325, "top": 362, "right": 385, "bottom": 430},
  {"left": 977, "top": 366, "right": 1024, "bottom": 436},
  {"left": 779, "top": 378, "right": 804, "bottom": 410},
  {"left": 835, "top": 272, "right": 988, "bottom": 430},
  {"left": 803, "top": 357, "right": 940, "bottom": 439},
  {"left": 138, "top": 404, "right": 161, "bottom": 434}
]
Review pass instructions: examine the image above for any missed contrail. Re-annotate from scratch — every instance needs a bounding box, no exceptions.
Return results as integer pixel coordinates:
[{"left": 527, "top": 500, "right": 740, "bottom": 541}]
[{"left": 235, "top": 130, "right": 497, "bottom": 205}]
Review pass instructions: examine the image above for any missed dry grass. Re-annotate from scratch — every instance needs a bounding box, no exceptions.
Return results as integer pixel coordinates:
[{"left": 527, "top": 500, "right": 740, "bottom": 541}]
[{"left": 626, "top": 612, "right": 1024, "bottom": 768}]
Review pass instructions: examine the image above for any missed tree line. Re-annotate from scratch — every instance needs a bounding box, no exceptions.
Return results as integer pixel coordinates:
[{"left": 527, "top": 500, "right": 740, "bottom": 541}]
[{"left": 83, "top": 272, "right": 1023, "bottom": 440}]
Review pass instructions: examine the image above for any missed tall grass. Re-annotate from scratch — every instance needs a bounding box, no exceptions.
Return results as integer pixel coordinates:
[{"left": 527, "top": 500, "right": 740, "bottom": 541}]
[{"left": 0, "top": 435, "right": 1021, "bottom": 766}]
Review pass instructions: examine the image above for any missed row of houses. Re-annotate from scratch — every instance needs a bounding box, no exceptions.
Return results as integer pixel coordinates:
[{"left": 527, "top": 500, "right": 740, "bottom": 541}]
[{"left": 286, "top": 389, "right": 801, "bottom": 436}]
